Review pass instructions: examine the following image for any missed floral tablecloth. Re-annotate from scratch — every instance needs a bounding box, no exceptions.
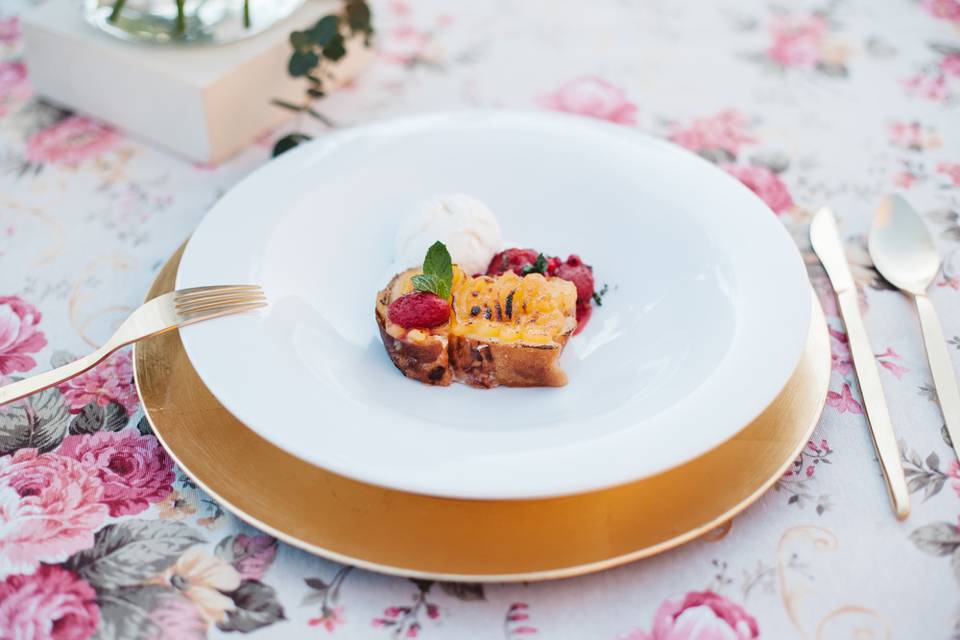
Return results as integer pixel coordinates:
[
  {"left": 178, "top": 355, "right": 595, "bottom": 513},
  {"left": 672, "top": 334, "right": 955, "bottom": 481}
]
[{"left": 2, "top": 0, "right": 960, "bottom": 638}]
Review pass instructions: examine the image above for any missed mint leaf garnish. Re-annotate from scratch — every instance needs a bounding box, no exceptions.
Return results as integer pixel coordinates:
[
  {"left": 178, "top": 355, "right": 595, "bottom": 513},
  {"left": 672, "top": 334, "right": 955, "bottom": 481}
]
[
  {"left": 413, "top": 241, "right": 453, "bottom": 299},
  {"left": 411, "top": 274, "right": 449, "bottom": 299},
  {"left": 521, "top": 253, "right": 548, "bottom": 275}
]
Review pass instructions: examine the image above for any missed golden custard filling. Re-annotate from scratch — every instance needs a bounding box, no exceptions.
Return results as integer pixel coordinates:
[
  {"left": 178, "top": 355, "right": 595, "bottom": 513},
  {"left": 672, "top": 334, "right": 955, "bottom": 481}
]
[{"left": 389, "top": 266, "right": 577, "bottom": 345}]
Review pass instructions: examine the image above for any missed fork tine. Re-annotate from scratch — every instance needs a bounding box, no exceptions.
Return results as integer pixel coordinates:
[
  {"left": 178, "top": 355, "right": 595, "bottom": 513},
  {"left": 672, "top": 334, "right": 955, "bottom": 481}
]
[
  {"left": 176, "top": 295, "right": 267, "bottom": 316},
  {"left": 174, "top": 291, "right": 266, "bottom": 308},
  {"left": 175, "top": 285, "right": 263, "bottom": 301},
  {"left": 176, "top": 301, "right": 267, "bottom": 325}
]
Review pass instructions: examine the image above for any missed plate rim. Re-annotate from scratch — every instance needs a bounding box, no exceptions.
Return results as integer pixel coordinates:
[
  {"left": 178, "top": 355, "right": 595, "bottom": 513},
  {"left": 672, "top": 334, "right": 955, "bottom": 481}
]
[
  {"left": 175, "top": 109, "right": 813, "bottom": 499},
  {"left": 137, "top": 244, "right": 830, "bottom": 582}
]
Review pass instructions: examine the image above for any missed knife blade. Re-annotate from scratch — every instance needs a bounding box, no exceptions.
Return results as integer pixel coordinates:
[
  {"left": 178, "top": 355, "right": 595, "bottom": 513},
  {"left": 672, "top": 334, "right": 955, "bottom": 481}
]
[{"left": 810, "top": 206, "right": 910, "bottom": 519}]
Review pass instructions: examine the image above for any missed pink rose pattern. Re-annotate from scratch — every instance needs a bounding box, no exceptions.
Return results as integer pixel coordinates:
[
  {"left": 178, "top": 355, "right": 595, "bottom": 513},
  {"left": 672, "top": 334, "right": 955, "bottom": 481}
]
[
  {"left": 540, "top": 76, "right": 638, "bottom": 125},
  {"left": 377, "top": 3, "right": 452, "bottom": 67},
  {"left": 145, "top": 592, "right": 207, "bottom": 640},
  {"left": 761, "top": 11, "right": 851, "bottom": 76},
  {"left": 0, "top": 16, "right": 20, "bottom": 44},
  {"left": 901, "top": 0, "right": 960, "bottom": 106},
  {"left": 924, "top": 0, "right": 960, "bottom": 24},
  {"left": 668, "top": 110, "right": 756, "bottom": 160},
  {"left": 0, "top": 565, "right": 100, "bottom": 640},
  {"left": 0, "top": 296, "right": 47, "bottom": 375},
  {"left": 721, "top": 164, "right": 795, "bottom": 214},
  {"left": 379, "top": 25, "right": 431, "bottom": 65},
  {"left": 57, "top": 350, "right": 140, "bottom": 416},
  {"left": 1, "top": 0, "right": 959, "bottom": 637},
  {"left": 58, "top": 431, "right": 175, "bottom": 517},
  {"left": 0, "top": 449, "right": 107, "bottom": 576},
  {"left": 767, "top": 14, "right": 828, "bottom": 68},
  {"left": 0, "top": 60, "right": 29, "bottom": 115},
  {"left": 25, "top": 116, "right": 118, "bottom": 166},
  {"left": 623, "top": 591, "right": 759, "bottom": 640}
]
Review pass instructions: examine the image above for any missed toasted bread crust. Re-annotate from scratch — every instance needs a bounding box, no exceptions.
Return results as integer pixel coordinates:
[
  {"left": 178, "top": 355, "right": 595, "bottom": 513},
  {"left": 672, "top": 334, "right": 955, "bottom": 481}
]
[
  {"left": 376, "top": 276, "right": 452, "bottom": 386},
  {"left": 375, "top": 269, "right": 574, "bottom": 388},
  {"left": 448, "top": 334, "right": 568, "bottom": 387}
]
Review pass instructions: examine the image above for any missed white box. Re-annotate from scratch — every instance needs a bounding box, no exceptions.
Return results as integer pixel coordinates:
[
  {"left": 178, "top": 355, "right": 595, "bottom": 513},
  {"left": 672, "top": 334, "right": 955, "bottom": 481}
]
[{"left": 21, "top": 0, "right": 371, "bottom": 163}]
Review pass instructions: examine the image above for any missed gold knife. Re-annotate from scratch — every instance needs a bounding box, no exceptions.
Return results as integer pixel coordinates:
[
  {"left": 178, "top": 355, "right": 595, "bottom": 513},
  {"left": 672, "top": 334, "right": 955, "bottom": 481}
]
[{"left": 810, "top": 207, "right": 910, "bottom": 519}]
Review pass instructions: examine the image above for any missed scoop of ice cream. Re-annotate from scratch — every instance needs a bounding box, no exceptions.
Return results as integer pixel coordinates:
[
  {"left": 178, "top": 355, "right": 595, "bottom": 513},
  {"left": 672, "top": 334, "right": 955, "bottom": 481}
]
[{"left": 396, "top": 194, "right": 503, "bottom": 275}]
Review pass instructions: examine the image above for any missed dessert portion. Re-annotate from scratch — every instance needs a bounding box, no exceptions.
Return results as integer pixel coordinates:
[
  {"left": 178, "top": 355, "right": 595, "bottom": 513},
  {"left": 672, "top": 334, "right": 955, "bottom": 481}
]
[
  {"left": 376, "top": 243, "right": 578, "bottom": 388},
  {"left": 377, "top": 197, "right": 605, "bottom": 388}
]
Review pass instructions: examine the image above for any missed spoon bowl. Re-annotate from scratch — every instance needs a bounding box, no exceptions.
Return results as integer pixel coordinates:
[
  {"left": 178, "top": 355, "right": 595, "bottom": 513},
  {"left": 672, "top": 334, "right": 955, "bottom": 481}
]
[{"left": 869, "top": 194, "right": 941, "bottom": 294}]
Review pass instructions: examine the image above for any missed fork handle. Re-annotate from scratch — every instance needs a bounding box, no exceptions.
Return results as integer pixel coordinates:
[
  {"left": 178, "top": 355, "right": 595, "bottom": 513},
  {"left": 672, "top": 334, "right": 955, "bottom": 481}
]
[
  {"left": 0, "top": 343, "right": 116, "bottom": 407},
  {"left": 916, "top": 294, "right": 960, "bottom": 462}
]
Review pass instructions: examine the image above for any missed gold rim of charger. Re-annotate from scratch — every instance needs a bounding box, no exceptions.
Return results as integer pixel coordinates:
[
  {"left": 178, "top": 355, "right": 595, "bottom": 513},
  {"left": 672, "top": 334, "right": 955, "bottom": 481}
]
[{"left": 133, "top": 244, "right": 830, "bottom": 583}]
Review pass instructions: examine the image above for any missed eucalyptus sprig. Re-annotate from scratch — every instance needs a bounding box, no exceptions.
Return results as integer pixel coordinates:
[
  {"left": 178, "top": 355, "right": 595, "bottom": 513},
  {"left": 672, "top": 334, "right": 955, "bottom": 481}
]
[{"left": 271, "top": 0, "right": 373, "bottom": 156}]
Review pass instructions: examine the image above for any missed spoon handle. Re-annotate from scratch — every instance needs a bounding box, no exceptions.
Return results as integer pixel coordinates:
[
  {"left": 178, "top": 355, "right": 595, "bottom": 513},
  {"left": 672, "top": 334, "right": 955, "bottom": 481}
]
[{"left": 916, "top": 294, "right": 960, "bottom": 461}]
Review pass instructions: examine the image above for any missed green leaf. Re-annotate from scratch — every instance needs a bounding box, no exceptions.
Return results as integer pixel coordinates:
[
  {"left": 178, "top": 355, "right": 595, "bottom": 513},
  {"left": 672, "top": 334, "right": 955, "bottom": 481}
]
[
  {"left": 815, "top": 61, "right": 848, "bottom": 77},
  {"left": 422, "top": 241, "right": 453, "bottom": 282},
  {"left": 287, "top": 51, "right": 319, "bottom": 77},
  {"left": 439, "top": 582, "right": 485, "bottom": 601},
  {"left": 136, "top": 415, "right": 154, "bottom": 436},
  {"left": 217, "top": 580, "right": 286, "bottom": 632},
  {"left": 304, "top": 577, "right": 328, "bottom": 591},
  {"left": 411, "top": 578, "right": 434, "bottom": 593},
  {"left": 345, "top": 0, "right": 372, "bottom": 33},
  {"left": 270, "top": 98, "right": 304, "bottom": 113},
  {"left": 521, "top": 253, "right": 548, "bottom": 275},
  {"left": 909, "top": 522, "right": 960, "bottom": 557},
  {"left": 413, "top": 241, "right": 453, "bottom": 299},
  {"left": 323, "top": 34, "right": 347, "bottom": 61},
  {"left": 308, "top": 15, "right": 339, "bottom": 46},
  {"left": 66, "top": 520, "right": 204, "bottom": 590},
  {"left": 0, "top": 385, "right": 70, "bottom": 454},
  {"left": 215, "top": 534, "right": 278, "bottom": 580},
  {"left": 69, "top": 401, "right": 129, "bottom": 435},
  {"left": 931, "top": 42, "right": 960, "bottom": 57},
  {"left": 50, "top": 350, "right": 76, "bottom": 368},
  {"left": 94, "top": 586, "right": 203, "bottom": 640},
  {"left": 952, "top": 546, "right": 960, "bottom": 588},
  {"left": 271, "top": 133, "right": 312, "bottom": 158},
  {"left": 411, "top": 274, "right": 448, "bottom": 300},
  {"left": 592, "top": 283, "right": 609, "bottom": 306},
  {"left": 289, "top": 30, "right": 310, "bottom": 52}
]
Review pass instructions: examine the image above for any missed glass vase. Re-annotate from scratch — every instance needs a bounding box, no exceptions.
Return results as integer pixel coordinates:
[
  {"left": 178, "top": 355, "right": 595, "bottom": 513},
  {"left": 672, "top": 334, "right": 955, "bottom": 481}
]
[{"left": 84, "top": 0, "right": 306, "bottom": 45}]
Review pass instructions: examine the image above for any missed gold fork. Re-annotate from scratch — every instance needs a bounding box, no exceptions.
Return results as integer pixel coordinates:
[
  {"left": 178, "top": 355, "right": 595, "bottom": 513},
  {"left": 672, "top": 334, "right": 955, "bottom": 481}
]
[{"left": 0, "top": 285, "right": 266, "bottom": 407}]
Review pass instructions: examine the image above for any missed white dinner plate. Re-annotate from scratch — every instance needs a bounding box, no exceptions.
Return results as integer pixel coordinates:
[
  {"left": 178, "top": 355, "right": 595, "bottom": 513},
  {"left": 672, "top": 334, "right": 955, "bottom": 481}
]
[{"left": 176, "top": 111, "right": 811, "bottom": 500}]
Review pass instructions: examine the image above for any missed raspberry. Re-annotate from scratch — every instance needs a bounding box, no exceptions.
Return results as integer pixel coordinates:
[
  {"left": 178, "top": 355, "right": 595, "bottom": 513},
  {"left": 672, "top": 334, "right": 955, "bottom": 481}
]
[
  {"left": 554, "top": 254, "right": 595, "bottom": 305},
  {"left": 486, "top": 248, "right": 541, "bottom": 276},
  {"left": 545, "top": 256, "right": 562, "bottom": 276},
  {"left": 388, "top": 292, "right": 451, "bottom": 328}
]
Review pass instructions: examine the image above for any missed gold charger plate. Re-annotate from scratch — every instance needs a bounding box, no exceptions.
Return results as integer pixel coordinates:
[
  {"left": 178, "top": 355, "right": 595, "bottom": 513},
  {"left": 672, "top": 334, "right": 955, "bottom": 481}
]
[{"left": 134, "top": 245, "right": 830, "bottom": 582}]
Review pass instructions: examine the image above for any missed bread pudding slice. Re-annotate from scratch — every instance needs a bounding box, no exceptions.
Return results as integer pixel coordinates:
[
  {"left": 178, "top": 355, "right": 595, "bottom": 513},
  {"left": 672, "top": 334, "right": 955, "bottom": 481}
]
[{"left": 375, "top": 266, "right": 578, "bottom": 388}]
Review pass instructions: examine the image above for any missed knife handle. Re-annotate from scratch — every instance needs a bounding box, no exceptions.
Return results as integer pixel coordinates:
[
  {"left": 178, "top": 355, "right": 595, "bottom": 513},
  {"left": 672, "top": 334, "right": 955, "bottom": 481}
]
[
  {"left": 916, "top": 294, "right": 960, "bottom": 463},
  {"left": 836, "top": 289, "right": 910, "bottom": 519}
]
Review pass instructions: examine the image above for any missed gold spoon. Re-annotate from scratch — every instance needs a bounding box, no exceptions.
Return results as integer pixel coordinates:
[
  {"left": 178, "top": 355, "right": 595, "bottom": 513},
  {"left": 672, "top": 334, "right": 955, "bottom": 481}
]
[{"left": 869, "top": 194, "right": 960, "bottom": 462}]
